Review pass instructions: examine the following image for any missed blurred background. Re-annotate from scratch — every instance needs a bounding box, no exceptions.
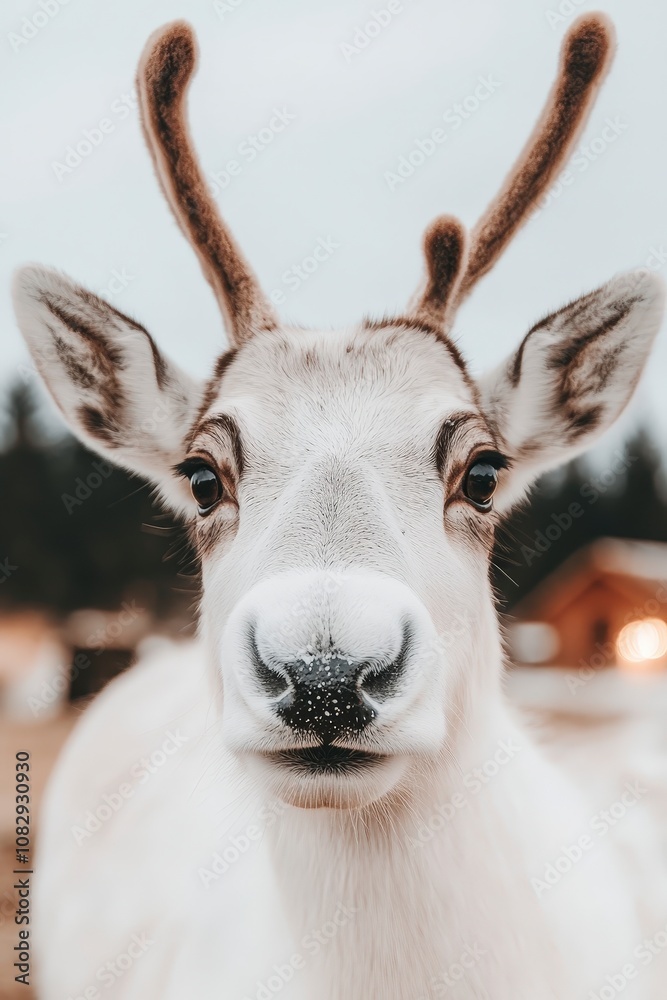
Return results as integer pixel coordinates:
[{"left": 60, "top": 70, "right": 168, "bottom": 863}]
[{"left": 2, "top": 0, "right": 667, "bottom": 995}]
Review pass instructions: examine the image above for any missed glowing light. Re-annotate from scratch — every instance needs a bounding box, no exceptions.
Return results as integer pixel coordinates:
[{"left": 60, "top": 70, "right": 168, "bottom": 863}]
[{"left": 616, "top": 618, "right": 667, "bottom": 667}]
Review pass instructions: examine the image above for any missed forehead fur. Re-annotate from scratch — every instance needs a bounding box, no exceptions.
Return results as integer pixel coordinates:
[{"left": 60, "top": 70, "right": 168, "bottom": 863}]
[{"left": 195, "top": 322, "right": 479, "bottom": 443}]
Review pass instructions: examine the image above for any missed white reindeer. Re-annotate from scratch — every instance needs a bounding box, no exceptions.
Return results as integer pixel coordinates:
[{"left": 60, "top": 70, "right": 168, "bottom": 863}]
[{"left": 13, "top": 13, "right": 667, "bottom": 1000}]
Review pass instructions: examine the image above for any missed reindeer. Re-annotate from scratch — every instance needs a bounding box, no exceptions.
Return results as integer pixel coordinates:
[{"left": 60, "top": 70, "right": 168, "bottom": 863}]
[{"left": 13, "top": 12, "right": 666, "bottom": 1000}]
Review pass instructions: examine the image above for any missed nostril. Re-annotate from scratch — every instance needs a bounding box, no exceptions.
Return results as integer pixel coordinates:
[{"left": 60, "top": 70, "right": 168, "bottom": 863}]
[
  {"left": 248, "top": 626, "right": 291, "bottom": 700},
  {"left": 359, "top": 624, "right": 412, "bottom": 702},
  {"left": 245, "top": 620, "right": 412, "bottom": 740}
]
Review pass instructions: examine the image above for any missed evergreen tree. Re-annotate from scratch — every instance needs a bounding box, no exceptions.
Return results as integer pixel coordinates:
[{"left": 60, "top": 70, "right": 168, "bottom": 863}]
[
  {"left": 0, "top": 381, "right": 198, "bottom": 620},
  {"left": 492, "top": 430, "right": 667, "bottom": 609}
]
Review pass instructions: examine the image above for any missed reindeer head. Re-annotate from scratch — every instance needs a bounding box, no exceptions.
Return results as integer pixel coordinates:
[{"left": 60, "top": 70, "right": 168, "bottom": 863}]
[{"left": 13, "top": 15, "right": 664, "bottom": 809}]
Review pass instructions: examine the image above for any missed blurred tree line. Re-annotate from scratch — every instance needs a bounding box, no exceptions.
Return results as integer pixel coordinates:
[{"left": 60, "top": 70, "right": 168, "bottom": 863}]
[
  {"left": 0, "top": 381, "right": 197, "bottom": 620},
  {"left": 1, "top": 380, "right": 667, "bottom": 619},
  {"left": 493, "top": 430, "right": 667, "bottom": 609}
]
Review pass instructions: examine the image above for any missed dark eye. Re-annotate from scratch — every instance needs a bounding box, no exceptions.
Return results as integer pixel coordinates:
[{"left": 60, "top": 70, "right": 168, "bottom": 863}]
[
  {"left": 464, "top": 459, "right": 499, "bottom": 510},
  {"left": 189, "top": 466, "right": 222, "bottom": 514}
]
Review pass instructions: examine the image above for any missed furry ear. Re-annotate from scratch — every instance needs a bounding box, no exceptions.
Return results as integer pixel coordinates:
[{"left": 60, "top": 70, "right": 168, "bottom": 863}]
[
  {"left": 481, "top": 271, "right": 665, "bottom": 510},
  {"left": 12, "top": 265, "right": 203, "bottom": 486}
]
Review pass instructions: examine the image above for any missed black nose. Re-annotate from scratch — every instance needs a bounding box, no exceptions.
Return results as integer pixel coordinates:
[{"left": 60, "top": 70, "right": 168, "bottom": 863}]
[{"left": 251, "top": 632, "right": 409, "bottom": 742}]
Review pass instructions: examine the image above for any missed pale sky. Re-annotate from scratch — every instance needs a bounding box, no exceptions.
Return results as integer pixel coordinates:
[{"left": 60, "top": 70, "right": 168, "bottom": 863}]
[{"left": 3, "top": 0, "right": 667, "bottom": 455}]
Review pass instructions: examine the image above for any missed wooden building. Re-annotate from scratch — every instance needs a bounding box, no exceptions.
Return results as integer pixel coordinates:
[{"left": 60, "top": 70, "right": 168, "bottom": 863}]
[{"left": 508, "top": 538, "right": 667, "bottom": 672}]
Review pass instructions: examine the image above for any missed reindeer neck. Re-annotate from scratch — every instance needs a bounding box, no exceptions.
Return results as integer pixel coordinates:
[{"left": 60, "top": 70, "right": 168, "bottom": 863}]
[{"left": 258, "top": 698, "right": 563, "bottom": 1000}]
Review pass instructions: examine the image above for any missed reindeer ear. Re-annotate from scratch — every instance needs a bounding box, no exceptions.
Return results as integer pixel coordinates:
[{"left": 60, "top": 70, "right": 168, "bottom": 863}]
[
  {"left": 12, "top": 266, "right": 203, "bottom": 486},
  {"left": 481, "top": 271, "right": 665, "bottom": 510}
]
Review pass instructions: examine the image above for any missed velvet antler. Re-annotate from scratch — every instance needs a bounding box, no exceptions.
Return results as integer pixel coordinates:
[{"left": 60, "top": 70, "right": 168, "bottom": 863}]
[
  {"left": 137, "top": 21, "right": 277, "bottom": 346},
  {"left": 410, "top": 12, "right": 615, "bottom": 333},
  {"left": 409, "top": 216, "right": 469, "bottom": 329}
]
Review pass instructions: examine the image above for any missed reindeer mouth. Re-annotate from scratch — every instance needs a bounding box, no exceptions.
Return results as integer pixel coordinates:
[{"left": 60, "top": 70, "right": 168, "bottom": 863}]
[{"left": 267, "top": 746, "right": 385, "bottom": 775}]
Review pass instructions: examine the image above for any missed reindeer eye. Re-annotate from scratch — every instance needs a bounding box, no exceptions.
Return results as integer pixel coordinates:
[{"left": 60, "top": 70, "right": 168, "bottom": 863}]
[
  {"left": 464, "top": 459, "right": 499, "bottom": 511},
  {"left": 189, "top": 466, "right": 222, "bottom": 514}
]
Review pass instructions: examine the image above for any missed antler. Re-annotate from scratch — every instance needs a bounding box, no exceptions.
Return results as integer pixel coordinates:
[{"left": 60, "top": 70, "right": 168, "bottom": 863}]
[
  {"left": 409, "top": 216, "right": 468, "bottom": 329},
  {"left": 137, "top": 21, "right": 277, "bottom": 346},
  {"left": 410, "top": 12, "right": 615, "bottom": 333}
]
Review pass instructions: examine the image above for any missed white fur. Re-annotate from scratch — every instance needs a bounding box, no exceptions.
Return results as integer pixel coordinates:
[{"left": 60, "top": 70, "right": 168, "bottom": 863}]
[{"left": 12, "top": 266, "right": 666, "bottom": 998}]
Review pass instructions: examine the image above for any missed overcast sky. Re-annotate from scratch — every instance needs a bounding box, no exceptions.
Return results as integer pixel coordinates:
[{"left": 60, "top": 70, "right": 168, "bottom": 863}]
[{"left": 3, "top": 0, "right": 667, "bottom": 455}]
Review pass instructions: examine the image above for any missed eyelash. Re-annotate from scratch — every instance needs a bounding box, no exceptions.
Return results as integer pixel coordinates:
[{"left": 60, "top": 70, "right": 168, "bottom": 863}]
[
  {"left": 468, "top": 450, "right": 509, "bottom": 473},
  {"left": 174, "top": 456, "right": 214, "bottom": 480}
]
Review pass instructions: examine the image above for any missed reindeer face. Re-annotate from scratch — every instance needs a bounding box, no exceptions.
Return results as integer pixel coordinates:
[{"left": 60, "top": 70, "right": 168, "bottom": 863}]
[
  {"left": 183, "top": 323, "right": 503, "bottom": 807},
  {"left": 14, "top": 270, "right": 663, "bottom": 810},
  {"left": 12, "top": 14, "right": 665, "bottom": 809}
]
